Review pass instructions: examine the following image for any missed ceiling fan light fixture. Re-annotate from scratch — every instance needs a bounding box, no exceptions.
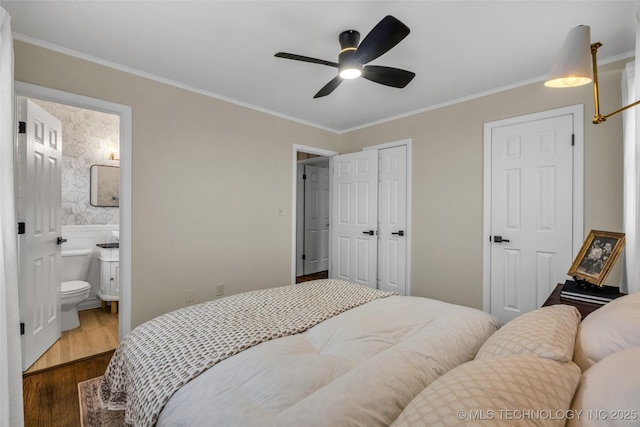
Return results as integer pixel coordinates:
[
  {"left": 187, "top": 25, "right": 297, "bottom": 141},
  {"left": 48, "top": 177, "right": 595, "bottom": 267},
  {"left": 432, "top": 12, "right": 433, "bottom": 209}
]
[
  {"left": 338, "top": 40, "right": 361, "bottom": 79},
  {"left": 339, "top": 66, "right": 362, "bottom": 79},
  {"left": 275, "top": 15, "right": 414, "bottom": 98}
]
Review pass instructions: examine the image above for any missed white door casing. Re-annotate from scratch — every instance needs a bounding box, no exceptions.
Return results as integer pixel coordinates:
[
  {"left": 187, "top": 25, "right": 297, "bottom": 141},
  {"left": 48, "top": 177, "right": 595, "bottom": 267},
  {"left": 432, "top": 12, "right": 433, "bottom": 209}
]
[
  {"left": 16, "top": 81, "right": 133, "bottom": 342},
  {"left": 377, "top": 145, "right": 407, "bottom": 294},
  {"left": 331, "top": 149, "right": 378, "bottom": 288},
  {"left": 303, "top": 165, "right": 330, "bottom": 274},
  {"left": 484, "top": 106, "right": 583, "bottom": 324},
  {"left": 18, "top": 99, "right": 63, "bottom": 370}
]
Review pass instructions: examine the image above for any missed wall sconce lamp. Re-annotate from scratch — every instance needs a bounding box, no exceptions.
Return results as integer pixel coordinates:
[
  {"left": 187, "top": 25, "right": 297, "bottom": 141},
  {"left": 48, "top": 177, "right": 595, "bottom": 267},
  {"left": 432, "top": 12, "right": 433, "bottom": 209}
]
[
  {"left": 545, "top": 25, "right": 640, "bottom": 124},
  {"left": 105, "top": 141, "right": 120, "bottom": 161}
]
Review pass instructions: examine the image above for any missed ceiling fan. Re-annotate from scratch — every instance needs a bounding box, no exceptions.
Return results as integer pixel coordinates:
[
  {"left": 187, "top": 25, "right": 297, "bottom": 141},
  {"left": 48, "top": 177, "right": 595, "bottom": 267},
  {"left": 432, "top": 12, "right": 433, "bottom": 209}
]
[{"left": 275, "top": 15, "right": 416, "bottom": 98}]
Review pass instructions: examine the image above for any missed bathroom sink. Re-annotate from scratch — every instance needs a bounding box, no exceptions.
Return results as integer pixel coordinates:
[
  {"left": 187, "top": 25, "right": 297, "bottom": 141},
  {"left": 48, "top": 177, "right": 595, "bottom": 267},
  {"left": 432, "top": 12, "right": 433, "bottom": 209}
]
[{"left": 112, "top": 231, "right": 119, "bottom": 241}]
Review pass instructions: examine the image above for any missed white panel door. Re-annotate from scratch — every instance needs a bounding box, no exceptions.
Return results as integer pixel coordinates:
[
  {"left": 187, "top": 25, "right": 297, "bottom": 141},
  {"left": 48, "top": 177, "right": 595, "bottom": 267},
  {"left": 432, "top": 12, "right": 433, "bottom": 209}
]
[
  {"left": 490, "top": 114, "right": 574, "bottom": 323},
  {"left": 303, "top": 165, "right": 330, "bottom": 274},
  {"left": 377, "top": 146, "right": 407, "bottom": 294},
  {"left": 19, "top": 99, "right": 63, "bottom": 370},
  {"left": 331, "top": 150, "right": 378, "bottom": 288}
]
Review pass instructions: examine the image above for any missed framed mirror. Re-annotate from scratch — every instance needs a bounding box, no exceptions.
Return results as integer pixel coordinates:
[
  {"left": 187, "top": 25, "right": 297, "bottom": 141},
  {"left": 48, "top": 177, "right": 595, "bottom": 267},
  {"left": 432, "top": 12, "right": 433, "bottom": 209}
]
[{"left": 90, "top": 165, "right": 120, "bottom": 207}]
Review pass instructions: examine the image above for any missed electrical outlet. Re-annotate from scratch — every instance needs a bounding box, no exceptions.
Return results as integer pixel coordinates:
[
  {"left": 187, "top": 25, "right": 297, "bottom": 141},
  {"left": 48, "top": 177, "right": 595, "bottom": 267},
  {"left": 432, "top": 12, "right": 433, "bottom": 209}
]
[
  {"left": 185, "top": 289, "right": 195, "bottom": 303},
  {"left": 216, "top": 282, "right": 224, "bottom": 296}
]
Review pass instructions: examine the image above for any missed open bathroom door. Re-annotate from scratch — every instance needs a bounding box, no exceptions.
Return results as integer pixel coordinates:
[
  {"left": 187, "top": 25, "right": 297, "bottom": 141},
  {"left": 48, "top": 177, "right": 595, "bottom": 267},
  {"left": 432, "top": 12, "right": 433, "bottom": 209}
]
[{"left": 17, "top": 99, "right": 63, "bottom": 370}]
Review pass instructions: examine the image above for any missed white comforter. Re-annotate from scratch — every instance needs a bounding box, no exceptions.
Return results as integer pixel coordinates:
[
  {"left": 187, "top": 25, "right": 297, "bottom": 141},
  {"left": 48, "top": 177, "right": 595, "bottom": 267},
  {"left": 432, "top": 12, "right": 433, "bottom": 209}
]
[{"left": 157, "top": 296, "right": 498, "bottom": 426}]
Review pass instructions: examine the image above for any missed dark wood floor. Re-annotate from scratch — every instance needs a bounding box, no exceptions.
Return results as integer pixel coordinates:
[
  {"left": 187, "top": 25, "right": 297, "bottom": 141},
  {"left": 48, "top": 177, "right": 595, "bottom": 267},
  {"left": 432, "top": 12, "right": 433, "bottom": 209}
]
[
  {"left": 23, "top": 350, "right": 114, "bottom": 427},
  {"left": 296, "top": 270, "right": 328, "bottom": 283}
]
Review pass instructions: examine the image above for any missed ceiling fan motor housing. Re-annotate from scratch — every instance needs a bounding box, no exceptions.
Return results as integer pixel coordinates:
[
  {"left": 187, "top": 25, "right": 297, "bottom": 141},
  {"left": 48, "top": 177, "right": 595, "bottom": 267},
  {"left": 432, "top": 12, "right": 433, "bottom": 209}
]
[{"left": 339, "top": 30, "right": 361, "bottom": 71}]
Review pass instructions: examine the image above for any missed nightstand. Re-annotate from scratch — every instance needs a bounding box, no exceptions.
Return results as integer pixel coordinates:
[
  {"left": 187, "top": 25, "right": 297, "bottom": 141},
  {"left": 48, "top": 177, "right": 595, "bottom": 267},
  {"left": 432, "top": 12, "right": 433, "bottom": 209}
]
[{"left": 542, "top": 283, "right": 626, "bottom": 320}]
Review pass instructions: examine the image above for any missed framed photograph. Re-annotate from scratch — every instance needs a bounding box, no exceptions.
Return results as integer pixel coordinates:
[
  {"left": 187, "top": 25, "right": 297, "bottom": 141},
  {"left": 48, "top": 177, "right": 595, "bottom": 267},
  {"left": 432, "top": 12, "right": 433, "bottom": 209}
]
[{"left": 567, "top": 230, "right": 625, "bottom": 287}]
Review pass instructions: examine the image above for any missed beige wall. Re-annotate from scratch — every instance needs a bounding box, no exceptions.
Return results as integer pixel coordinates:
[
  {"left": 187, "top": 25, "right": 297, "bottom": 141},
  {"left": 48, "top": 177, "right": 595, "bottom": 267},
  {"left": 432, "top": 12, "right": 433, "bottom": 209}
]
[
  {"left": 14, "top": 41, "right": 341, "bottom": 327},
  {"left": 339, "top": 60, "right": 626, "bottom": 309},
  {"left": 14, "top": 40, "right": 627, "bottom": 324}
]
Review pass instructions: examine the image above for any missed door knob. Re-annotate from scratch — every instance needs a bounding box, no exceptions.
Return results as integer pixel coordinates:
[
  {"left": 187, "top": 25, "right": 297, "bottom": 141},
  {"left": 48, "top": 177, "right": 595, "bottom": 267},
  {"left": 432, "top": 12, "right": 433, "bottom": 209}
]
[
  {"left": 391, "top": 230, "right": 405, "bottom": 236},
  {"left": 57, "top": 237, "right": 67, "bottom": 245},
  {"left": 362, "top": 230, "right": 375, "bottom": 236},
  {"left": 493, "top": 235, "right": 510, "bottom": 243}
]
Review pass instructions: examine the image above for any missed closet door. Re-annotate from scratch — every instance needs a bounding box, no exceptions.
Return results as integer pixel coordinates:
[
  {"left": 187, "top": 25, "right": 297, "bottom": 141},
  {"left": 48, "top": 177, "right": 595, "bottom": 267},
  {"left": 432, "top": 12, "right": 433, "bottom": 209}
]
[
  {"left": 330, "top": 150, "right": 378, "bottom": 288},
  {"left": 377, "top": 145, "right": 407, "bottom": 295},
  {"left": 489, "top": 114, "right": 574, "bottom": 323}
]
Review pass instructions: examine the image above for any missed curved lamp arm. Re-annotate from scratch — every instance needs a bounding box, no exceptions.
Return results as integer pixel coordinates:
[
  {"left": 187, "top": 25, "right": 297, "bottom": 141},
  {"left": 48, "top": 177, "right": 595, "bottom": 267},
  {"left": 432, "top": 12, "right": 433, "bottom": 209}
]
[{"left": 591, "top": 42, "right": 640, "bottom": 124}]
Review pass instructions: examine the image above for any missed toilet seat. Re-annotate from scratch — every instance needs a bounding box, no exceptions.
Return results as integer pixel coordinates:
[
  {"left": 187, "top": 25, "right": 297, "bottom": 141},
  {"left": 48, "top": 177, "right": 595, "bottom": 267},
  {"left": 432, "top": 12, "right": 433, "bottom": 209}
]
[{"left": 61, "top": 280, "right": 91, "bottom": 295}]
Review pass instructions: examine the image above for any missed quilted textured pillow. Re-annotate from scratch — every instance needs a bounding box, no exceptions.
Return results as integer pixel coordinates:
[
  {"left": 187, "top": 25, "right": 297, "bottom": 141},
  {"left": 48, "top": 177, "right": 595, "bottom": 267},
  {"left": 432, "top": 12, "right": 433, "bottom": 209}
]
[
  {"left": 568, "top": 347, "right": 640, "bottom": 427},
  {"left": 573, "top": 292, "right": 640, "bottom": 371},
  {"left": 392, "top": 355, "right": 581, "bottom": 427},
  {"left": 475, "top": 305, "right": 580, "bottom": 362}
]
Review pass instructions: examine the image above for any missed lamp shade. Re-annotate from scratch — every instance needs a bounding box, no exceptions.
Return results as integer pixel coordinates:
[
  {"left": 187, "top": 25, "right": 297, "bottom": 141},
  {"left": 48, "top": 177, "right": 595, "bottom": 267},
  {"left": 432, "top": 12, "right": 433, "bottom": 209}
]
[{"left": 545, "top": 25, "right": 592, "bottom": 88}]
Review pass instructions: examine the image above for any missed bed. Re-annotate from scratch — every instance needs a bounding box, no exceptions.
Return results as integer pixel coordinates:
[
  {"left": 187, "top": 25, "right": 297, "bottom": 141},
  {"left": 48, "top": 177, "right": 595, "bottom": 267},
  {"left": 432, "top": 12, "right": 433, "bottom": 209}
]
[
  {"left": 99, "top": 279, "right": 640, "bottom": 427},
  {"left": 99, "top": 279, "right": 498, "bottom": 426}
]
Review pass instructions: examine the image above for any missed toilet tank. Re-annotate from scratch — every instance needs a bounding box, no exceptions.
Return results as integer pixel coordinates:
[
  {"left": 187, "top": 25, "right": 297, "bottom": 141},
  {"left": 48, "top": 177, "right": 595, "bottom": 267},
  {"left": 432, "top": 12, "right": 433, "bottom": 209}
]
[{"left": 61, "top": 248, "right": 94, "bottom": 282}]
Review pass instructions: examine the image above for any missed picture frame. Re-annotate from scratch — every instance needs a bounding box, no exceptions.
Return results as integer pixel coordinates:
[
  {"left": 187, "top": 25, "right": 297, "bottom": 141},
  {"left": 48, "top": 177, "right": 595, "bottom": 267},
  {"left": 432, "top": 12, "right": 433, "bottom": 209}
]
[{"left": 567, "top": 230, "right": 625, "bottom": 287}]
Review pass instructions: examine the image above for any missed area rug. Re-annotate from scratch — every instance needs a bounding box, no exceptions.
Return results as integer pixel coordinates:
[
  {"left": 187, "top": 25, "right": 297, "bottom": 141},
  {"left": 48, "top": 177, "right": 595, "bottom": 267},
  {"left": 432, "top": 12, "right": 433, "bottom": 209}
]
[{"left": 78, "top": 376, "right": 125, "bottom": 427}]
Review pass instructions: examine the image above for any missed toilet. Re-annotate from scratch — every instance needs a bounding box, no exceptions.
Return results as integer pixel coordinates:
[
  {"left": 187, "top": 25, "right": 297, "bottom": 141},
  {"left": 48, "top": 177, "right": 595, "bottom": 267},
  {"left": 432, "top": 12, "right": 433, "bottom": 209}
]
[{"left": 61, "top": 248, "right": 93, "bottom": 331}]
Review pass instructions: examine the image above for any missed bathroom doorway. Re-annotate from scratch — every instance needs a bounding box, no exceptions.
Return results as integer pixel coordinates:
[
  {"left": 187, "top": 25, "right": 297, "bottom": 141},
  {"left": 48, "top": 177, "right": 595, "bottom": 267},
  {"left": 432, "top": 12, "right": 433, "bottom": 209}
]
[{"left": 15, "top": 82, "right": 132, "bottom": 373}]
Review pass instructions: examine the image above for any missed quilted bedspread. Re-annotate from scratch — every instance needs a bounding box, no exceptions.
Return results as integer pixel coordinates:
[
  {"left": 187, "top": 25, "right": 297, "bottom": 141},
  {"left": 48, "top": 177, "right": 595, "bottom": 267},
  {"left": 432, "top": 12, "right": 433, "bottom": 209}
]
[
  {"left": 157, "top": 293, "right": 499, "bottom": 426},
  {"left": 99, "top": 279, "right": 395, "bottom": 426}
]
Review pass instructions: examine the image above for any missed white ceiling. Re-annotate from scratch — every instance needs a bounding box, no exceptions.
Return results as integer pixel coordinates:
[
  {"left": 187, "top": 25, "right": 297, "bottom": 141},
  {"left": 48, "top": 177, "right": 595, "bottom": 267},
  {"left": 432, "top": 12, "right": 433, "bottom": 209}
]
[{"left": 2, "top": 1, "right": 636, "bottom": 132}]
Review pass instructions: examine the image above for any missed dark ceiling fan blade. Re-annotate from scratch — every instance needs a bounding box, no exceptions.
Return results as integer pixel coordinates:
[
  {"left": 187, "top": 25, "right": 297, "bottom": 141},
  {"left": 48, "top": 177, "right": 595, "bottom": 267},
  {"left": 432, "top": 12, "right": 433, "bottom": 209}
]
[
  {"left": 361, "top": 65, "right": 415, "bottom": 88},
  {"left": 275, "top": 52, "right": 339, "bottom": 68},
  {"left": 314, "top": 76, "right": 343, "bottom": 98},
  {"left": 353, "top": 15, "right": 410, "bottom": 65}
]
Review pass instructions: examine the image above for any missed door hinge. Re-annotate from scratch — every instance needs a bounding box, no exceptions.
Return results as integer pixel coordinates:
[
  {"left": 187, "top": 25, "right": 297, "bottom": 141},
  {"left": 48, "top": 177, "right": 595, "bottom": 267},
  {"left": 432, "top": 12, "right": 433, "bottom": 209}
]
[
  {"left": 302, "top": 174, "right": 307, "bottom": 180},
  {"left": 301, "top": 254, "right": 306, "bottom": 260},
  {"left": 571, "top": 134, "right": 575, "bottom": 146},
  {"left": 17, "top": 222, "right": 25, "bottom": 235},
  {"left": 20, "top": 323, "right": 24, "bottom": 335},
  {"left": 18, "top": 121, "right": 26, "bottom": 134}
]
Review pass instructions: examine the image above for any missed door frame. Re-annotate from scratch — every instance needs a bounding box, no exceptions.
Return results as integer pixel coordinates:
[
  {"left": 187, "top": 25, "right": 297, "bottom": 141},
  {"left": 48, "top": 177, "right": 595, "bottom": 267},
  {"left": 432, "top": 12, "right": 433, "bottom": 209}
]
[
  {"left": 291, "top": 144, "right": 338, "bottom": 285},
  {"left": 15, "top": 82, "right": 133, "bottom": 339},
  {"left": 482, "top": 104, "right": 584, "bottom": 313},
  {"left": 364, "top": 138, "right": 412, "bottom": 295}
]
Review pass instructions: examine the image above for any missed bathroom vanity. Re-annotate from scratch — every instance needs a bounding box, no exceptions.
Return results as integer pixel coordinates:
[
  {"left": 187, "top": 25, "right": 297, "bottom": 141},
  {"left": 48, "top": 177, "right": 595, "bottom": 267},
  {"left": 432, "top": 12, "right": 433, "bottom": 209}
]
[{"left": 97, "top": 243, "right": 119, "bottom": 314}]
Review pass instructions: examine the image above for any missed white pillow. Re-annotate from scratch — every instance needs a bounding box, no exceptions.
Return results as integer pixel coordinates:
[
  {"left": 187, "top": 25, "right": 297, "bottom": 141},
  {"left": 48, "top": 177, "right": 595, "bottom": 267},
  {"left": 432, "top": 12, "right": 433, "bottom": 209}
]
[
  {"left": 476, "top": 305, "right": 580, "bottom": 362},
  {"left": 573, "top": 292, "right": 640, "bottom": 371},
  {"left": 568, "top": 346, "right": 640, "bottom": 427}
]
